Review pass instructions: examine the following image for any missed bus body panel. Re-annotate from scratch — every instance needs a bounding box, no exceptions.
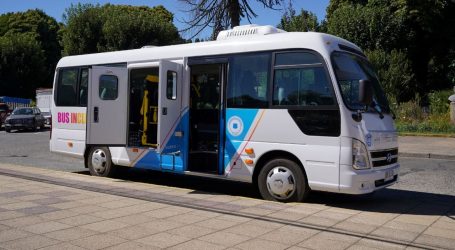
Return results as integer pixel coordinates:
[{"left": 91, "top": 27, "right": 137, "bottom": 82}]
[
  {"left": 223, "top": 108, "right": 340, "bottom": 190},
  {"left": 50, "top": 106, "right": 86, "bottom": 157},
  {"left": 50, "top": 28, "right": 400, "bottom": 196}
]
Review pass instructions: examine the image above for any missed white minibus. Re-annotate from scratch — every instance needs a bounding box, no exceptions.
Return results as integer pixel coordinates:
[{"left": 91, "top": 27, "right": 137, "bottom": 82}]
[{"left": 50, "top": 25, "right": 399, "bottom": 202}]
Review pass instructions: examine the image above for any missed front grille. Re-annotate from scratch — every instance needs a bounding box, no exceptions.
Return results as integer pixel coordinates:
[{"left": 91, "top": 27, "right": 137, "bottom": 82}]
[
  {"left": 10, "top": 119, "right": 23, "bottom": 124},
  {"left": 370, "top": 148, "right": 398, "bottom": 167}
]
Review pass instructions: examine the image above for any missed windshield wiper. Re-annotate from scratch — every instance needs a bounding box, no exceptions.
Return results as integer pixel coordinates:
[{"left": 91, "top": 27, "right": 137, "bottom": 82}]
[{"left": 370, "top": 100, "right": 384, "bottom": 119}]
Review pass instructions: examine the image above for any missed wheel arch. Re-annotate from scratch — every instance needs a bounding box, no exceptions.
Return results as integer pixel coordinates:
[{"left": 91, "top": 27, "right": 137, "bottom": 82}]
[
  {"left": 253, "top": 150, "right": 308, "bottom": 186},
  {"left": 83, "top": 145, "right": 91, "bottom": 168}
]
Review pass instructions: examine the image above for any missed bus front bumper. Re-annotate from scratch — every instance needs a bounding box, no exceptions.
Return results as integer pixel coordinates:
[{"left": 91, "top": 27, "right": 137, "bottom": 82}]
[{"left": 339, "top": 164, "right": 400, "bottom": 194}]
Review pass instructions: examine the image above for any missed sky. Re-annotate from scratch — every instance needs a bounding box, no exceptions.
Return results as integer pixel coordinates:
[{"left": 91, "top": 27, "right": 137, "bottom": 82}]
[{"left": 0, "top": 0, "right": 329, "bottom": 39}]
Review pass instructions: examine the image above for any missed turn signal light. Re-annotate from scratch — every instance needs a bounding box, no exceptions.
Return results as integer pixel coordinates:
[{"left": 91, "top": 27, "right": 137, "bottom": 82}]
[
  {"left": 67, "top": 142, "right": 73, "bottom": 148},
  {"left": 245, "top": 148, "right": 254, "bottom": 154},
  {"left": 244, "top": 159, "right": 254, "bottom": 165}
]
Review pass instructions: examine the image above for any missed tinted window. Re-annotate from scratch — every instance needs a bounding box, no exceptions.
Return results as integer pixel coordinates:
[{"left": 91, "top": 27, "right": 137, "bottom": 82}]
[
  {"left": 227, "top": 53, "right": 270, "bottom": 108},
  {"left": 99, "top": 75, "right": 118, "bottom": 100},
  {"left": 56, "top": 68, "right": 78, "bottom": 106},
  {"left": 79, "top": 68, "right": 88, "bottom": 106},
  {"left": 273, "top": 51, "right": 336, "bottom": 107},
  {"left": 13, "top": 108, "right": 33, "bottom": 115},
  {"left": 275, "top": 52, "right": 320, "bottom": 66},
  {"left": 167, "top": 71, "right": 177, "bottom": 100},
  {"left": 273, "top": 67, "right": 335, "bottom": 106}
]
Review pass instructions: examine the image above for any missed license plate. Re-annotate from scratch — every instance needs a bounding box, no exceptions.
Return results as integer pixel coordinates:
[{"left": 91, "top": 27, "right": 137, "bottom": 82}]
[{"left": 385, "top": 169, "right": 394, "bottom": 181}]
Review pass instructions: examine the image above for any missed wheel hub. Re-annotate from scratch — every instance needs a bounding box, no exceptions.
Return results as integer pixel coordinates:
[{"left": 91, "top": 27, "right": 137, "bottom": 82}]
[
  {"left": 91, "top": 149, "right": 107, "bottom": 174},
  {"left": 266, "top": 166, "right": 296, "bottom": 199}
]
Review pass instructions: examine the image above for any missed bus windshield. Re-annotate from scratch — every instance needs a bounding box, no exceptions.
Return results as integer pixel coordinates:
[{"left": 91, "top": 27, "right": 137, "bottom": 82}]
[{"left": 331, "top": 51, "right": 390, "bottom": 113}]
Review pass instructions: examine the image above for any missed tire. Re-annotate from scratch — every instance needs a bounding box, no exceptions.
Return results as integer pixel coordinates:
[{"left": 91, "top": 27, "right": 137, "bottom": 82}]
[
  {"left": 87, "top": 147, "right": 115, "bottom": 177},
  {"left": 31, "top": 122, "right": 37, "bottom": 132},
  {"left": 5, "top": 128, "right": 11, "bottom": 133},
  {"left": 257, "top": 158, "right": 309, "bottom": 202}
]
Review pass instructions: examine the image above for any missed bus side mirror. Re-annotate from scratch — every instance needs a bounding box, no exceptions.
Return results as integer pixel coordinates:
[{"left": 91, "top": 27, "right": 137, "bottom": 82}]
[{"left": 359, "top": 79, "right": 373, "bottom": 108}]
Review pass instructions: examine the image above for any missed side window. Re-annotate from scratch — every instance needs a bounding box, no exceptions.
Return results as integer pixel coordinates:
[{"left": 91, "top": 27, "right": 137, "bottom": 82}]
[
  {"left": 166, "top": 71, "right": 177, "bottom": 100},
  {"left": 56, "top": 68, "right": 78, "bottom": 106},
  {"left": 99, "top": 75, "right": 118, "bottom": 100},
  {"left": 79, "top": 68, "right": 88, "bottom": 106},
  {"left": 227, "top": 53, "right": 270, "bottom": 108},
  {"left": 273, "top": 52, "right": 335, "bottom": 106}
]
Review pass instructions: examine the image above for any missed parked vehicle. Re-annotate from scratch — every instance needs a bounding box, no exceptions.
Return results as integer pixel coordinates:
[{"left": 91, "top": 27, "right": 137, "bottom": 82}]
[
  {"left": 4, "top": 107, "right": 45, "bottom": 132},
  {"left": 50, "top": 24, "right": 399, "bottom": 202},
  {"left": 0, "top": 103, "right": 10, "bottom": 128}
]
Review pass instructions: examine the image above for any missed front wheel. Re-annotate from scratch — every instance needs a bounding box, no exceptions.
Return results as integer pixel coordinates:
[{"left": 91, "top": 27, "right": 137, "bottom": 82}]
[
  {"left": 87, "top": 147, "right": 115, "bottom": 177},
  {"left": 257, "top": 158, "right": 309, "bottom": 202}
]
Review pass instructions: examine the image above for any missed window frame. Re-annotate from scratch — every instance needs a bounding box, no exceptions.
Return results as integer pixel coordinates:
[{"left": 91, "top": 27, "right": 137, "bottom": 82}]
[
  {"left": 54, "top": 66, "right": 90, "bottom": 107},
  {"left": 98, "top": 74, "right": 119, "bottom": 101},
  {"left": 55, "top": 67, "right": 80, "bottom": 107},
  {"left": 226, "top": 51, "right": 272, "bottom": 109},
  {"left": 166, "top": 70, "right": 177, "bottom": 100},
  {"left": 269, "top": 50, "right": 339, "bottom": 110}
]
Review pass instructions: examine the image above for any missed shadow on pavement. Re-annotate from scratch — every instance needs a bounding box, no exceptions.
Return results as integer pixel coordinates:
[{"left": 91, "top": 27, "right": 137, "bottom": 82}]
[{"left": 76, "top": 167, "right": 455, "bottom": 217}]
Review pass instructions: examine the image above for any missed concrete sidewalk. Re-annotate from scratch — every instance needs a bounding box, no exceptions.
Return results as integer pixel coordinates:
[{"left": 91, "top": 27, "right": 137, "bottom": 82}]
[
  {"left": 399, "top": 136, "right": 455, "bottom": 160},
  {"left": 1, "top": 163, "right": 454, "bottom": 250}
]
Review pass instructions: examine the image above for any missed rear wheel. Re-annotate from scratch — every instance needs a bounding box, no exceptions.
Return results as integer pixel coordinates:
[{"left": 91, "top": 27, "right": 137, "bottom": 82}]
[
  {"left": 257, "top": 158, "right": 309, "bottom": 202},
  {"left": 87, "top": 147, "right": 115, "bottom": 177},
  {"left": 5, "top": 128, "right": 11, "bottom": 133}
]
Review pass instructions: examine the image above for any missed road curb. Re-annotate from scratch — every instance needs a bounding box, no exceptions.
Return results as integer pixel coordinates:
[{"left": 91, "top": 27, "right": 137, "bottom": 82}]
[{"left": 399, "top": 152, "right": 455, "bottom": 160}]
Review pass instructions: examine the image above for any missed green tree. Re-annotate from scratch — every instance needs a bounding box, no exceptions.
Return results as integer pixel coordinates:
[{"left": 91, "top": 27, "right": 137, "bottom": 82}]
[
  {"left": 326, "top": 2, "right": 404, "bottom": 52},
  {"left": 325, "top": 0, "right": 455, "bottom": 102},
  {"left": 62, "top": 4, "right": 183, "bottom": 55},
  {"left": 61, "top": 3, "right": 103, "bottom": 55},
  {"left": 180, "top": 0, "right": 286, "bottom": 39},
  {"left": 278, "top": 3, "right": 319, "bottom": 32},
  {"left": 0, "top": 33, "right": 46, "bottom": 98},
  {"left": 0, "top": 9, "right": 61, "bottom": 97},
  {"left": 366, "top": 49, "right": 414, "bottom": 102}
]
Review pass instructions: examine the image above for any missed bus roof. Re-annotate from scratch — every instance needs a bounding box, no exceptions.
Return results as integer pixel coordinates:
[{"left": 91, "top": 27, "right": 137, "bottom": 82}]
[{"left": 57, "top": 27, "right": 361, "bottom": 68}]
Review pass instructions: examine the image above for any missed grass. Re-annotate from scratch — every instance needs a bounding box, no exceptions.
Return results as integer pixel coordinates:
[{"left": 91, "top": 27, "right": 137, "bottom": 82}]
[
  {"left": 396, "top": 113, "right": 455, "bottom": 135},
  {"left": 392, "top": 90, "right": 455, "bottom": 136}
]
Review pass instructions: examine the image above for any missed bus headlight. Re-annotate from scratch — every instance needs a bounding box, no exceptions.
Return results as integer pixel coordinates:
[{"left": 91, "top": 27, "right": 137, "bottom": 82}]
[{"left": 352, "top": 139, "right": 371, "bottom": 170}]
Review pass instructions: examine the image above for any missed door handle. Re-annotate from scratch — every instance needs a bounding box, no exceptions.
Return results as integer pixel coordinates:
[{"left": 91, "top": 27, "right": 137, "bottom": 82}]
[
  {"left": 94, "top": 107, "right": 99, "bottom": 122},
  {"left": 162, "top": 107, "right": 167, "bottom": 115}
]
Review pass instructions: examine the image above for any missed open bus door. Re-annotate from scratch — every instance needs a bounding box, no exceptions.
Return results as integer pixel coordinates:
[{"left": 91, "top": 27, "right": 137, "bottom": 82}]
[
  {"left": 87, "top": 66, "right": 128, "bottom": 146},
  {"left": 158, "top": 60, "right": 183, "bottom": 170}
]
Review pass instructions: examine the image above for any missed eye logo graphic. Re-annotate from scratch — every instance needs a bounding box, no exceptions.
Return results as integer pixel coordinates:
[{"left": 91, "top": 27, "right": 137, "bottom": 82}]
[{"left": 228, "top": 116, "right": 243, "bottom": 137}]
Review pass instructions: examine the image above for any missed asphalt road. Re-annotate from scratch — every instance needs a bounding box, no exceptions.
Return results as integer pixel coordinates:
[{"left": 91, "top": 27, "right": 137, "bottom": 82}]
[
  {"left": 0, "top": 128, "right": 84, "bottom": 172},
  {"left": 1, "top": 128, "right": 454, "bottom": 198}
]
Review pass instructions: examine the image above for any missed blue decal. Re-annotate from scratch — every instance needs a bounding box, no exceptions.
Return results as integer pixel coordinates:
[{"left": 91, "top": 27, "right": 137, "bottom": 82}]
[
  {"left": 224, "top": 109, "right": 259, "bottom": 170},
  {"left": 134, "top": 109, "right": 189, "bottom": 173},
  {"left": 134, "top": 150, "right": 161, "bottom": 170}
]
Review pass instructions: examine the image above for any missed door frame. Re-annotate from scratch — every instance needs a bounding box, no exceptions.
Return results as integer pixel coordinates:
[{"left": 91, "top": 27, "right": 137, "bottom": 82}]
[
  {"left": 86, "top": 66, "right": 128, "bottom": 146},
  {"left": 187, "top": 58, "right": 228, "bottom": 174}
]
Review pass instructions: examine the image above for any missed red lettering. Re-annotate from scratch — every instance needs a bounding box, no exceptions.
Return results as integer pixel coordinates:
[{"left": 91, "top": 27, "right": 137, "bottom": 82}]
[{"left": 71, "top": 113, "right": 77, "bottom": 123}]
